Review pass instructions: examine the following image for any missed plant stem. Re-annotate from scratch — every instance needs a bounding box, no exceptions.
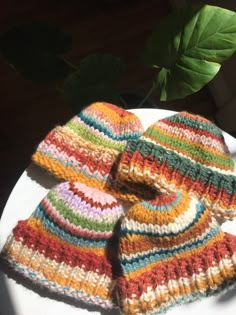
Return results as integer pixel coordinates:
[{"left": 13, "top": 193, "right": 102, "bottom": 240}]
[
  {"left": 136, "top": 82, "right": 157, "bottom": 108},
  {"left": 119, "top": 95, "right": 129, "bottom": 109},
  {"left": 61, "top": 56, "right": 79, "bottom": 71}
]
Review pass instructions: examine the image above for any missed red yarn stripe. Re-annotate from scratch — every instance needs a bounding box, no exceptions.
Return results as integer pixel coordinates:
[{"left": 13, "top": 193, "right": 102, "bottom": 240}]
[
  {"left": 159, "top": 119, "right": 225, "bottom": 143},
  {"left": 41, "top": 199, "right": 111, "bottom": 240},
  {"left": 44, "top": 131, "right": 114, "bottom": 174},
  {"left": 120, "top": 213, "right": 212, "bottom": 255},
  {"left": 125, "top": 150, "right": 236, "bottom": 206},
  {"left": 119, "top": 233, "right": 236, "bottom": 299},
  {"left": 69, "top": 183, "right": 119, "bottom": 209},
  {"left": 12, "top": 220, "right": 112, "bottom": 277}
]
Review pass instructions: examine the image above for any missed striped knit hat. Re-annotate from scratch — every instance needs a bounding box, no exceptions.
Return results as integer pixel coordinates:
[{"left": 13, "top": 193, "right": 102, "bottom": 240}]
[
  {"left": 117, "top": 111, "right": 236, "bottom": 220},
  {"left": 116, "top": 191, "right": 236, "bottom": 315},
  {"left": 1, "top": 182, "right": 124, "bottom": 309},
  {"left": 32, "top": 102, "right": 144, "bottom": 203}
]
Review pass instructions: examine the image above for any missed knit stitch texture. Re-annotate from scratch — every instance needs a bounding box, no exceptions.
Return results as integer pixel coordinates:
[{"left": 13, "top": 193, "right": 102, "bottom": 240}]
[
  {"left": 32, "top": 102, "right": 145, "bottom": 203},
  {"left": 116, "top": 191, "right": 236, "bottom": 315},
  {"left": 117, "top": 111, "right": 236, "bottom": 220},
  {"left": 1, "top": 182, "right": 124, "bottom": 309}
]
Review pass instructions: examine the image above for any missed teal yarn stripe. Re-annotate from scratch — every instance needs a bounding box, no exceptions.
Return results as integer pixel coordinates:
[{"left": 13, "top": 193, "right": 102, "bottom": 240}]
[
  {"left": 141, "top": 192, "right": 182, "bottom": 212},
  {"left": 33, "top": 205, "right": 107, "bottom": 247},
  {"left": 47, "top": 191, "right": 114, "bottom": 232},
  {"left": 121, "top": 202, "right": 205, "bottom": 237},
  {"left": 166, "top": 114, "right": 223, "bottom": 138},
  {"left": 129, "top": 140, "right": 236, "bottom": 194},
  {"left": 36, "top": 151, "right": 108, "bottom": 182},
  {"left": 8, "top": 261, "right": 113, "bottom": 307},
  {"left": 145, "top": 127, "right": 232, "bottom": 168},
  {"left": 121, "top": 226, "right": 221, "bottom": 274},
  {"left": 79, "top": 111, "right": 142, "bottom": 141}
]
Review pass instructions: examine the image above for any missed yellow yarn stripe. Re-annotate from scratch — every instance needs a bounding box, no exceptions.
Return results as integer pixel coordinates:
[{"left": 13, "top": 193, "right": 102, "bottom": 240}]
[
  {"left": 27, "top": 218, "right": 106, "bottom": 256},
  {"left": 124, "top": 231, "right": 225, "bottom": 281},
  {"left": 6, "top": 240, "right": 110, "bottom": 299}
]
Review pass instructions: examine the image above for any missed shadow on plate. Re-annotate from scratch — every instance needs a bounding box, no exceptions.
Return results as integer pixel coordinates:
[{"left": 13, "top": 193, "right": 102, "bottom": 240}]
[
  {"left": 0, "top": 270, "right": 17, "bottom": 315},
  {"left": 0, "top": 259, "right": 120, "bottom": 315},
  {"left": 26, "top": 163, "right": 60, "bottom": 189}
]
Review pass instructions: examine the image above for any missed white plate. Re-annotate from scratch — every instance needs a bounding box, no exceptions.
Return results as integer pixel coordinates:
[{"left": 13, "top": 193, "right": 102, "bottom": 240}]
[{"left": 1, "top": 109, "right": 236, "bottom": 315}]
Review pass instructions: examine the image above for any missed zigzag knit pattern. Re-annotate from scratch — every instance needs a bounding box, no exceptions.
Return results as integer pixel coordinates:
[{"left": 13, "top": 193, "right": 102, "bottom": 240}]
[
  {"left": 116, "top": 191, "right": 236, "bottom": 315},
  {"left": 32, "top": 102, "right": 144, "bottom": 203},
  {"left": 1, "top": 182, "right": 124, "bottom": 309},
  {"left": 117, "top": 111, "right": 236, "bottom": 219}
]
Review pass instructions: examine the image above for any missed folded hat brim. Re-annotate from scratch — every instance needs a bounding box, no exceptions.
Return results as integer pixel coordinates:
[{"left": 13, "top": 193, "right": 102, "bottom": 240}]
[
  {"left": 1, "top": 220, "right": 116, "bottom": 309},
  {"left": 116, "top": 232, "right": 236, "bottom": 315},
  {"left": 32, "top": 126, "right": 119, "bottom": 187},
  {"left": 118, "top": 139, "right": 236, "bottom": 220}
]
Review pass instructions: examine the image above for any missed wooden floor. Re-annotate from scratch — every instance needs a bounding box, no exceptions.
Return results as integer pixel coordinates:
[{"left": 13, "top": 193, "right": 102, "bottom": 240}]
[{"left": 0, "top": 0, "right": 216, "bottom": 215}]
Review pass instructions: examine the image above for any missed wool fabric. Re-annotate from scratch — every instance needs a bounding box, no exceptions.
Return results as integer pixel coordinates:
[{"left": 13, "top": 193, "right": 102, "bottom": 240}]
[
  {"left": 32, "top": 102, "right": 145, "bottom": 203},
  {"left": 117, "top": 111, "right": 236, "bottom": 220},
  {"left": 116, "top": 191, "right": 236, "bottom": 315},
  {"left": 1, "top": 182, "right": 124, "bottom": 309}
]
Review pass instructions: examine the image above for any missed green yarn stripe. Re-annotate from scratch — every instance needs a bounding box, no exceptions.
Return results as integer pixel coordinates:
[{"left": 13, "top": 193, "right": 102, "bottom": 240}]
[
  {"left": 132, "top": 140, "right": 236, "bottom": 193},
  {"left": 47, "top": 192, "right": 113, "bottom": 232},
  {"left": 167, "top": 115, "right": 223, "bottom": 138},
  {"left": 145, "top": 128, "right": 233, "bottom": 169},
  {"left": 67, "top": 121, "right": 125, "bottom": 151}
]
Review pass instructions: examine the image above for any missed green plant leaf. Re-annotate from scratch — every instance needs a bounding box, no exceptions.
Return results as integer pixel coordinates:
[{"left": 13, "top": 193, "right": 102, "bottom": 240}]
[
  {"left": 143, "top": 5, "right": 236, "bottom": 101},
  {"left": 0, "top": 22, "right": 72, "bottom": 81},
  {"left": 64, "top": 53, "right": 124, "bottom": 112}
]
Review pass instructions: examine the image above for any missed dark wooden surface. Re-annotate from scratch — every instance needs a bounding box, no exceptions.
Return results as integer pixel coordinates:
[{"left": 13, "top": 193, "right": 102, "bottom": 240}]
[{"left": 0, "top": 0, "right": 216, "bottom": 215}]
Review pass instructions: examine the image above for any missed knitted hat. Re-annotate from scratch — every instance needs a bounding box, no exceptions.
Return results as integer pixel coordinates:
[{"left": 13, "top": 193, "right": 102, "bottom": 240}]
[
  {"left": 1, "top": 182, "right": 124, "bottom": 309},
  {"left": 117, "top": 111, "right": 236, "bottom": 220},
  {"left": 32, "top": 102, "right": 145, "bottom": 203},
  {"left": 116, "top": 191, "right": 236, "bottom": 315}
]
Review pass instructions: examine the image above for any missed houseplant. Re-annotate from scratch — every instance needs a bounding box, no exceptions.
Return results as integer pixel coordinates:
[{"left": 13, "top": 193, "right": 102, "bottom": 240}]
[{"left": 0, "top": 4, "right": 236, "bottom": 113}]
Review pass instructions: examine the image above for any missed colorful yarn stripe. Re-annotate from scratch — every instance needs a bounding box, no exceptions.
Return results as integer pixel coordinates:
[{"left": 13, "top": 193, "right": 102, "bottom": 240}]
[
  {"left": 144, "top": 126, "right": 233, "bottom": 170},
  {"left": 117, "top": 111, "right": 236, "bottom": 220},
  {"left": 4, "top": 256, "right": 112, "bottom": 308},
  {"left": 32, "top": 102, "right": 144, "bottom": 204},
  {"left": 165, "top": 111, "right": 227, "bottom": 138},
  {"left": 116, "top": 191, "right": 236, "bottom": 315},
  {"left": 119, "top": 140, "right": 236, "bottom": 219},
  {"left": 1, "top": 182, "right": 124, "bottom": 309}
]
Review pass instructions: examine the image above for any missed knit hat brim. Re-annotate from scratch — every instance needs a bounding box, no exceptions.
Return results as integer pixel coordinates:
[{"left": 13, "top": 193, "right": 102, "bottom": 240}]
[
  {"left": 2, "top": 222, "right": 115, "bottom": 308},
  {"left": 32, "top": 102, "right": 145, "bottom": 204},
  {"left": 116, "top": 191, "right": 236, "bottom": 314},
  {"left": 32, "top": 125, "right": 119, "bottom": 187},
  {"left": 1, "top": 182, "right": 125, "bottom": 309},
  {"left": 117, "top": 139, "right": 236, "bottom": 220},
  {"left": 116, "top": 233, "right": 236, "bottom": 315}
]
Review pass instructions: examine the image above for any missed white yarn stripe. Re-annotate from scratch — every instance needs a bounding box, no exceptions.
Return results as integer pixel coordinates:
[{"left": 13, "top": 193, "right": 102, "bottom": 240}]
[
  {"left": 141, "top": 136, "right": 233, "bottom": 176},
  {"left": 44, "top": 192, "right": 122, "bottom": 227},
  {"left": 146, "top": 176, "right": 236, "bottom": 217},
  {"left": 4, "top": 256, "right": 114, "bottom": 309},
  {"left": 123, "top": 253, "right": 236, "bottom": 308},
  {"left": 152, "top": 121, "right": 228, "bottom": 154},
  {"left": 38, "top": 143, "right": 115, "bottom": 182},
  {"left": 49, "top": 125, "right": 119, "bottom": 155},
  {"left": 123, "top": 197, "right": 199, "bottom": 235},
  {"left": 5, "top": 237, "right": 112, "bottom": 289},
  {"left": 42, "top": 198, "right": 113, "bottom": 238},
  {"left": 121, "top": 217, "right": 219, "bottom": 261},
  {"left": 40, "top": 137, "right": 115, "bottom": 167},
  {"left": 72, "top": 116, "right": 128, "bottom": 145}
]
